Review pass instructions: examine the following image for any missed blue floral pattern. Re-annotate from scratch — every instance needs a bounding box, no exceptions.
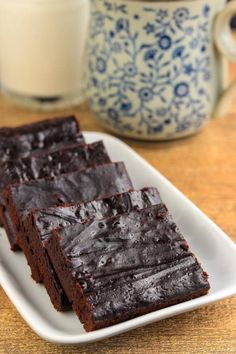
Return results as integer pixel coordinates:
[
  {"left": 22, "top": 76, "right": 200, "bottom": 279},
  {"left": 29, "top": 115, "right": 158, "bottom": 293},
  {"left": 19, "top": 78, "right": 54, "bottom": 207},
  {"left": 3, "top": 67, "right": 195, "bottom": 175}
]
[{"left": 86, "top": 0, "right": 213, "bottom": 138}]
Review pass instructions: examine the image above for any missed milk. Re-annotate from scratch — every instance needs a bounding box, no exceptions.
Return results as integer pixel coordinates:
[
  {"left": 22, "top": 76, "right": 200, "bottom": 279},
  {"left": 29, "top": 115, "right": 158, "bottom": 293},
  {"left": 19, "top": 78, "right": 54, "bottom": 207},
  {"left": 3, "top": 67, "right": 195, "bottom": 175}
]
[{"left": 0, "top": 0, "right": 90, "bottom": 108}]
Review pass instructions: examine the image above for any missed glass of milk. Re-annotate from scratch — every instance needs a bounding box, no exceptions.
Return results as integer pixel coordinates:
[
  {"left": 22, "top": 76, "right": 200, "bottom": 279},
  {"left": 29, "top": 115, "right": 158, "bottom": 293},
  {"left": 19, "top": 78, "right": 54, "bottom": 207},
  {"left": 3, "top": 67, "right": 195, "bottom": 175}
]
[{"left": 0, "top": 0, "right": 90, "bottom": 110}]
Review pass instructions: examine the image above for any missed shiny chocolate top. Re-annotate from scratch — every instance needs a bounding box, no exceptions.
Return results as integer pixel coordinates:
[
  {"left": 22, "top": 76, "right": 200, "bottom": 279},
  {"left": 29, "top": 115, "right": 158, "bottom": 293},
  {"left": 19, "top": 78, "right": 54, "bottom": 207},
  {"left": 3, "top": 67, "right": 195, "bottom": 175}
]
[
  {"left": 0, "top": 116, "right": 84, "bottom": 162},
  {"left": 6, "top": 162, "right": 133, "bottom": 220},
  {"left": 0, "top": 141, "right": 110, "bottom": 204},
  {"left": 54, "top": 205, "right": 210, "bottom": 323},
  {"left": 31, "top": 187, "right": 161, "bottom": 241}
]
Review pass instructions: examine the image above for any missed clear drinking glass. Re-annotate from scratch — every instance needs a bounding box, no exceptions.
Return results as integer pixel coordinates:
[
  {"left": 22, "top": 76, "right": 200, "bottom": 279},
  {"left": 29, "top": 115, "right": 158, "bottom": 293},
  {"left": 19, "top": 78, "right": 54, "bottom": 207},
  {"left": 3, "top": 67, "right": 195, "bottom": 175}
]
[{"left": 0, "top": 0, "right": 90, "bottom": 110}]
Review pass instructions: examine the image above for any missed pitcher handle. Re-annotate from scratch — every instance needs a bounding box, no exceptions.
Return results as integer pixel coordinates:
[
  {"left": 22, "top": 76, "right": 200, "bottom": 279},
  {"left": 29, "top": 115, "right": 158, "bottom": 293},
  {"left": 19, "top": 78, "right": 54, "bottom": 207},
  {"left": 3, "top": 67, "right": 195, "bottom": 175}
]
[{"left": 214, "top": 1, "right": 236, "bottom": 117}]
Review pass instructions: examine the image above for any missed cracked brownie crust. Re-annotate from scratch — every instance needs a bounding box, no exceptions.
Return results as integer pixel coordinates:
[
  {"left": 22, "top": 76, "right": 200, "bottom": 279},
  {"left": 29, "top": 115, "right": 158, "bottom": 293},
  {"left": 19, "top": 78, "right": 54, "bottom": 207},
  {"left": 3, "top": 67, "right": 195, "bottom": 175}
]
[
  {"left": 0, "top": 140, "right": 110, "bottom": 249},
  {"left": 3, "top": 162, "right": 133, "bottom": 287},
  {"left": 0, "top": 115, "right": 84, "bottom": 163},
  {"left": 24, "top": 188, "right": 161, "bottom": 311},
  {"left": 46, "top": 204, "right": 210, "bottom": 331}
]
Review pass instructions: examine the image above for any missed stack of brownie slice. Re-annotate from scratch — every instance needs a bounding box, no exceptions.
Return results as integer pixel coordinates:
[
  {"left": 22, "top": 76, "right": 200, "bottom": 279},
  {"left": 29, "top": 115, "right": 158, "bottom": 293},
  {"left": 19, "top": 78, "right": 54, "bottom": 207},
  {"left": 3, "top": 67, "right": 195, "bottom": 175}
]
[{"left": 0, "top": 116, "right": 210, "bottom": 331}]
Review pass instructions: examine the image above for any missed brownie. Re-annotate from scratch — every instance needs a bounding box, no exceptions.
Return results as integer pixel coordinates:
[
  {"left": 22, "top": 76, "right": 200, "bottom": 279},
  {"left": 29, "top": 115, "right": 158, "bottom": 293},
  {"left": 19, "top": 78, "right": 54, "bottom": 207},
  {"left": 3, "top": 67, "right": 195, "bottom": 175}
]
[
  {"left": 23, "top": 188, "right": 161, "bottom": 311},
  {"left": 0, "top": 115, "right": 84, "bottom": 163},
  {"left": 0, "top": 140, "right": 110, "bottom": 226},
  {"left": 3, "top": 162, "right": 133, "bottom": 286},
  {"left": 0, "top": 141, "right": 109, "bottom": 195},
  {"left": 46, "top": 204, "right": 210, "bottom": 331}
]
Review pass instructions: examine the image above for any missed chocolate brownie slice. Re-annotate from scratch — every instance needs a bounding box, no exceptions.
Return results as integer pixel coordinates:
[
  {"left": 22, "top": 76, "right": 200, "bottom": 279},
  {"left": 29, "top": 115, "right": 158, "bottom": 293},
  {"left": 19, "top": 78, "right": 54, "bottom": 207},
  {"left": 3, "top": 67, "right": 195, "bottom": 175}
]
[
  {"left": 0, "top": 140, "right": 110, "bottom": 250},
  {"left": 24, "top": 188, "right": 161, "bottom": 311},
  {"left": 46, "top": 204, "right": 210, "bottom": 331},
  {"left": 3, "top": 162, "right": 133, "bottom": 287},
  {"left": 0, "top": 115, "right": 84, "bottom": 163}
]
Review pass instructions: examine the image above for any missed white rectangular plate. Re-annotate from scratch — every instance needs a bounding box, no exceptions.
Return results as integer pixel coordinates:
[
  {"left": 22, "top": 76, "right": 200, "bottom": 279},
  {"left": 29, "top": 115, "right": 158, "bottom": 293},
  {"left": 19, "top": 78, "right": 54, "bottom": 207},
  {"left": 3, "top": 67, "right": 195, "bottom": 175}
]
[{"left": 0, "top": 132, "right": 236, "bottom": 344}]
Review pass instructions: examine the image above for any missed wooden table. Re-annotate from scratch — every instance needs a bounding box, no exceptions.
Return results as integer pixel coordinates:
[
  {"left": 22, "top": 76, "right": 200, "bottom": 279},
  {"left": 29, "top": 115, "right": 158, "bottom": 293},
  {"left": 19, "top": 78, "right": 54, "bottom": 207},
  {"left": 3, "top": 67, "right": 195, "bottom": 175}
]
[{"left": 0, "top": 66, "right": 236, "bottom": 354}]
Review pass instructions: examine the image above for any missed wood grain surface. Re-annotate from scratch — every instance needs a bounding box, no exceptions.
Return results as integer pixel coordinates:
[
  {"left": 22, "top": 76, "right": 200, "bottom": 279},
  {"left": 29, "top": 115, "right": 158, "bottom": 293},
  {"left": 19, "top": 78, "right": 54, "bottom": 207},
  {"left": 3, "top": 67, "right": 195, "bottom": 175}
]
[{"left": 0, "top": 64, "right": 236, "bottom": 354}]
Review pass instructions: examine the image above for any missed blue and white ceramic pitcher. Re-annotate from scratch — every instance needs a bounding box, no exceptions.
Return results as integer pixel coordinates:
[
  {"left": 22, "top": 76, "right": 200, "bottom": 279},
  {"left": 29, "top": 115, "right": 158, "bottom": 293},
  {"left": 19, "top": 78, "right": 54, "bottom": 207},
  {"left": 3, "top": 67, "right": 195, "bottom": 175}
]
[{"left": 86, "top": 0, "right": 236, "bottom": 140}]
